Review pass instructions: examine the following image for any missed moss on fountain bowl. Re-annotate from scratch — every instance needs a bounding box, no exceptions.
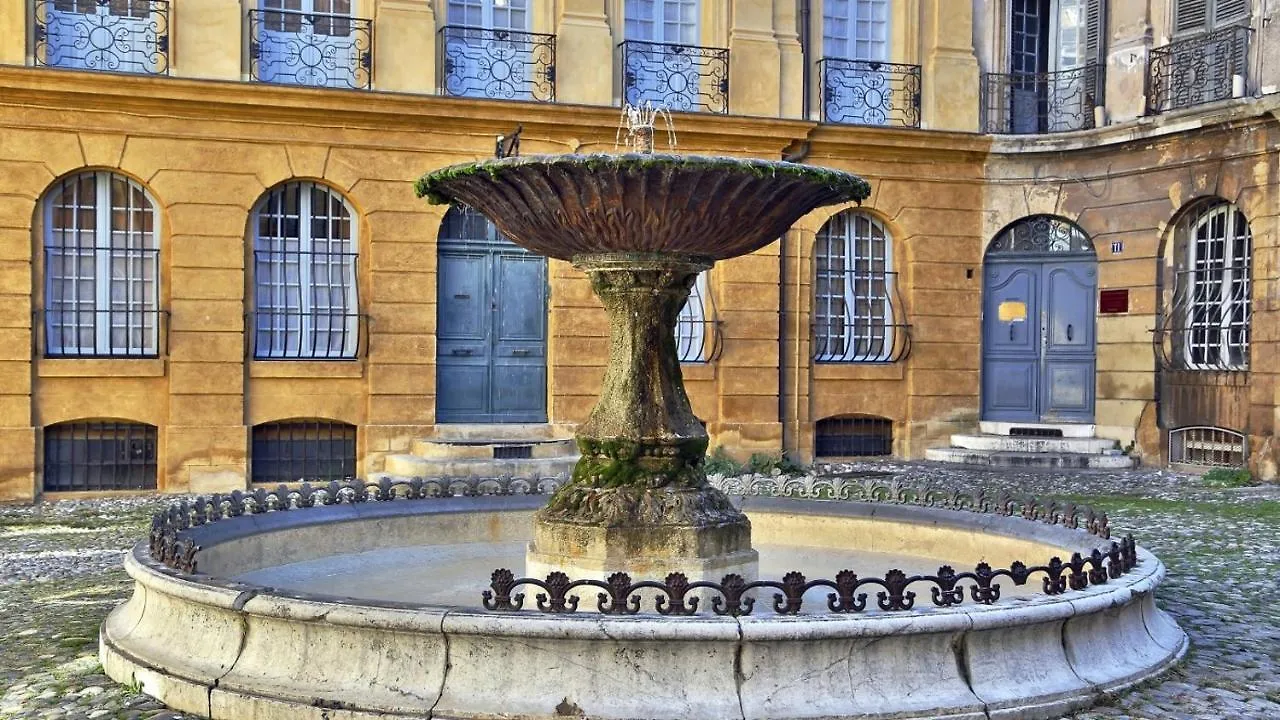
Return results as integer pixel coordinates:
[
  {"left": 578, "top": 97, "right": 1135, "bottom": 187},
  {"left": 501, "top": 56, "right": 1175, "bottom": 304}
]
[{"left": 414, "top": 153, "right": 871, "bottom": 261}]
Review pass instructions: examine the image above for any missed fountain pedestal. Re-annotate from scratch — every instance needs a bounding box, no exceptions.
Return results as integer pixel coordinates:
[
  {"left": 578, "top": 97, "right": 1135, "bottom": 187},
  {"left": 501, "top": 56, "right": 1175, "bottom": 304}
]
[{"left": 525, "top": 253, "right": 758, "bottom": 582}]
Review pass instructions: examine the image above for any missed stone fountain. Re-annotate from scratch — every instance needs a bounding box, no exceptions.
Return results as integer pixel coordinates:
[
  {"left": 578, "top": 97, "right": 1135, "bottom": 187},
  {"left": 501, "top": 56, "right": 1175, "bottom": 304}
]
[{"left": 414, "top": 120, "right": 868, "bottom": 584}]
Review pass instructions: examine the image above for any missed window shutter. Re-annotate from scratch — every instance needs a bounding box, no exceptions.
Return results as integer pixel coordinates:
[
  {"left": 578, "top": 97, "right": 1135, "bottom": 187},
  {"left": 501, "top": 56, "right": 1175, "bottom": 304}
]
[
  {"left": 1174, "top": 0, "right": 1208, "bottom": 33},
  {"left": 1085, "top": 0, "right": 1102, "bottom": 64},
  {"left": 1212, "top": 0, "right": 1249, "bottom": 27}
]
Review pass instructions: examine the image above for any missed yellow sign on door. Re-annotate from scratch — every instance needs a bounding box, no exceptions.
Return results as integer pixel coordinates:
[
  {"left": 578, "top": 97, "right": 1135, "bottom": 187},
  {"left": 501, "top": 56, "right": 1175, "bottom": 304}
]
[{"left": 998, "top": 300, "right": 1027, "bottom": 322}]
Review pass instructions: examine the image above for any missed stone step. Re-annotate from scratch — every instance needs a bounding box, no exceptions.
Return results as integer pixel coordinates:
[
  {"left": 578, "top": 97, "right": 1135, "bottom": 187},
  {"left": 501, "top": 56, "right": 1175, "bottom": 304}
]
[
  {"left": 949, "top": 433, "right": 1119, "bottom": 454},
  {"left": 978, "top": 421, "right": 1097, "bottom": 438},
  {"left": 427, "top": 423, "right": 575, "bottom": 442},
  {"left": 924, "top": 447, "right": 1137, "bottom": 469},
  {"left": 410, "top": 437, "right": 578, "bottom": 460},
  {"left": 382, "top": 453, "right": 579, "bottom": 479}
]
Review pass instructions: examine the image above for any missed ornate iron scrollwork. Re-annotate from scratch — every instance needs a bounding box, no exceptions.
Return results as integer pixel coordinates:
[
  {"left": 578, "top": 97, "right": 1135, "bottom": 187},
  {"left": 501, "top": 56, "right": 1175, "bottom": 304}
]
[
  {"left": 981, "top": 63, "right": 1102, "bottom": 134},
  {"left": 618, "top": 40, "right": 730, "bottom": 115},
  {"left": 986, "top": 216, "right": 1094, "bottom": 255},
  {"left": 34, "top": 0, "right": 170, "bottom": 75},
  {"left": 438, "top": 25, "right": 556, "bottom": 102},
  {"left": 819, "top": 59, "right": 921, "bottom": 128},
  {"left": 248, "top": 9, "right": 373, "bottom": 90},
  {"left": 1147, "top": 26, "right": 1250, "bottom": 115}
]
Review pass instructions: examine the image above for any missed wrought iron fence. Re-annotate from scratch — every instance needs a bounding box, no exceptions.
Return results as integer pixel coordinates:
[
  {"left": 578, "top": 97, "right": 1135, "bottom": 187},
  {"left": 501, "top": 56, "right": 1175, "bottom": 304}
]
[
  {"left": 38, "top": 308, "right": 167, "bottom": 358},
  {"left": 981, "top": 63, "right": 1102, "bottom": 134},
  {"left": 248, "top": 8, "right": 373, "bottom": 90},
  {"left": 34, "top": 0, "right": 170, "bottom": 75},
  {"left": 44, "top": 421, "right": 157, "bottom": 492},
  {"left": 1153, "top": 265, "right": 1251, "bottom": 372},
  {"left": 618, "top": 40, "right": 729, "bottom": 114},
  {"left": 251, "top": 420, "right": 357, "bottom": 485},
  {"left": 1147, "top": 26, "right": 1250, "bottom": 114},
  {"left": 438, "top": 25, "right": 556, "bottom": 102},
  {"left": 248, "top": 310, "right": 366, "bottom": 360},
  {"left": 818, "top": 59, "right": 921, "bottom": 128},
  {"left": 812, "top": 271, "right": 911, "bottom": 363}
]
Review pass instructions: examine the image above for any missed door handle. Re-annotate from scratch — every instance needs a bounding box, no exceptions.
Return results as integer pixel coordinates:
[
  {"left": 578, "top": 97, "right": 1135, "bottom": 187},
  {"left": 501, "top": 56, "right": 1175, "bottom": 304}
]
[
  {"left": 453, "top": 293, "right": 470, "bottom": 300},
  {"left": 1009, "top": 324, "right": 1015, "bottom": 341},
  {"left": 451, "top": 348, "right": 474, "bottom": 356},
  {"left": 512, "top": 349, "right": 531, "bottom": 357},
  {"left": 1066, "top": 324, "right": 1074, "bottom": 342}
]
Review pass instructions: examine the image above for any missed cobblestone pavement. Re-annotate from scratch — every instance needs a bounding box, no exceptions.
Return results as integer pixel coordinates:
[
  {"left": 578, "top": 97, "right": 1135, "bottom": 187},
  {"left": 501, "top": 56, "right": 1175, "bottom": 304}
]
[{"left": 1, "top": 465, "right": 1277, "bottom": 719}]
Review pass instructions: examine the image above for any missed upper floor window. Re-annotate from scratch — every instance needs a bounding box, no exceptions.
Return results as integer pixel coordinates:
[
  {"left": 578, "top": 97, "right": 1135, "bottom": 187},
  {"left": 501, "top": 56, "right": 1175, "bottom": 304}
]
[
  {"left": 813, "top": 211, "right": 907, "bottom": 363},
  {"left": 252, "top": 182, "right": 360, "bottom": 360},
  {"left": 626, "top": 0, "right": 698, "bottom": 45},
  {"left": 818, "top": 0, "right": 921, "bottom": 127},
  {"left": 1173, "top": 0, "right": 1250, "bottom": 35},
  {"left": 675, "top": 271, "right": 720, "bottom": 363},
  {"left": 1162, "top": 200, "right": 1253, "bottom": 371},
  {"left": 42, "top": 171, "right": 160, "bottom": 358},
  {"left": 982, "top": 0, "right": 1102, "bottom": 133},
  {"left": 1147, "top": 0, "right": 1250, "bottom": 113},
  {"left": 249, "top": 0, "right": 374, "bottom": 90},
  {"left": 619, "top": 0, "right": 728, "bottom": 113},
  {"left": 822, "top": 0, "right": 888, "bottom": 62},
  {"left": 34, "top": 0, "right": 171, "bottom": 75},
  {"left": 439, "top": 0, "right": 556, "bottom": 102}
]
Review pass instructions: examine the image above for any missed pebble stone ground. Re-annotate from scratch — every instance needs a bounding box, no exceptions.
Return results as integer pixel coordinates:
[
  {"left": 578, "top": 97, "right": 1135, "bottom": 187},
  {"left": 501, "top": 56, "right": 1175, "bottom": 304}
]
[{"left": 1, "top": 462, "right": 1277, "bottom": 720}]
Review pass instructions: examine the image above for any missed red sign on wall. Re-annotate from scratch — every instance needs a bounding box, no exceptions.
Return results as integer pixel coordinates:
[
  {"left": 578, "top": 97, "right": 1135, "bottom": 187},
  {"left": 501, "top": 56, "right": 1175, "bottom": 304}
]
[{"left": 1099, "top": 289, "right": 1129, "bottom": 314}]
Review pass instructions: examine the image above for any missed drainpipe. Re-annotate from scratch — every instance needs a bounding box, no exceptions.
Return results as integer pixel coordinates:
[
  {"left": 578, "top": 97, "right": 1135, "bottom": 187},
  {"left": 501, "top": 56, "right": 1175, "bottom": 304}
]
[
  {"left": 798, "top": 0, "right": 812, "bottom": 119},
  {"left": 780, "top": 140, "right": 812, "bottom": 457}
]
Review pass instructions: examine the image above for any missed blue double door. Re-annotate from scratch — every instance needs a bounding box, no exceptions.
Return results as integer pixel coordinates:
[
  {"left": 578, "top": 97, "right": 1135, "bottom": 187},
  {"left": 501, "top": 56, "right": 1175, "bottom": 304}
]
[
  {"left": 436, "top": 235, "right": 547, "bottom": 423},
  {"left": 981, "top": 258, "right": 1097, "bottom": 423}
]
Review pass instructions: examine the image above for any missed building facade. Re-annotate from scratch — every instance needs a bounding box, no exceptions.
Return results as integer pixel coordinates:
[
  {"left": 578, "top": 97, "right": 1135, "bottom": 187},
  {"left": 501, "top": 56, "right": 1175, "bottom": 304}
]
[{"left": 0, "top": 0, "right": 1275, "bottom": 501}]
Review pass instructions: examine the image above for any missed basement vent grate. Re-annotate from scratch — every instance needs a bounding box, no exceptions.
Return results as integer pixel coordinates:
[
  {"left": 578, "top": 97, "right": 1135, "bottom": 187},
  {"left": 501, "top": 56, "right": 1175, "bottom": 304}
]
[
  {"left": 494, "top": 445, "right": 534, "bottom": 460},
  {"left": 1009, "top": 427, "right": 1063, "bottom": 438},
  {"left": 1169, "top": 426, "right": 1246, "bottom": 468},
  {"left": 815, "top": 416, "right": 893, "bottom": 458}
]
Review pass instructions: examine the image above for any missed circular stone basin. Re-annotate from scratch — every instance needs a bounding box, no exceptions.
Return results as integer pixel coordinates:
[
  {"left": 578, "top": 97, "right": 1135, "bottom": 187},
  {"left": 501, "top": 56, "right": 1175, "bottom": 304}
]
[{"left": 101, "top": 494, "right": 1187, "bottom": 720}]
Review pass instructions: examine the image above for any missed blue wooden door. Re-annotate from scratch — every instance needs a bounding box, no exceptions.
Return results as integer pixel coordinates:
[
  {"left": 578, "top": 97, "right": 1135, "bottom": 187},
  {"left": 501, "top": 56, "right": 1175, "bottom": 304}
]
[
  {"left": 437, "top": 218, "right": 547, "bottom": 423},
  {"left": 981, "top": 259, "right": 1096, "bottom": 423}
]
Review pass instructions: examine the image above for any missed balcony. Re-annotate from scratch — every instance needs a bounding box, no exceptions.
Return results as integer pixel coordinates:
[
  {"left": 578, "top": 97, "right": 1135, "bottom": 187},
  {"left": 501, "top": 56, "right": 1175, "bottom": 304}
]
[
  {"left": 33, "top": 0, "right": 170, "bottom": 75},
  {"left": 818, "top": 58, "right": 921, "bottom": 128},
  {"left": 619, "top": 40, "right": 729, "bottom": 114},
  {"left": 1147, "top": 26, "right": 1250, "bottom": 114},
  {"left": 438, "top": 25, "right": 556, "bottom": 102},
  {"left": 981, "top": 63, "right": 1102, "bottom": 134},
  {"left": 248, "top": 8, "right": 373, "bottom": 90}
]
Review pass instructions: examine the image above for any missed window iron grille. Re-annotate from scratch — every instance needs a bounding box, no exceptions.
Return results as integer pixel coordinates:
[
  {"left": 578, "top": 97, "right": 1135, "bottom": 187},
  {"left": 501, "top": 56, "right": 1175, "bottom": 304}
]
[
  {"left": 618, "top": 40, "right": 729, "bottom": 114},
  {"left": 814, "top": 416, "right": 893, "bottom": 458},
  {"left": 251, "top": 420, "right": 357, "bottom": 484},
  {"left": 248, "top": 308, "right": 366, "bottom": 360},
  {"left": 248, "top": 8, "right": 373, "bottom": 90},
  {"left": 818, "top": 59, "right": 921, "bottom": 128},
  {"left": 38, "top": 308, "right": 168, "bottom": 358},
  {"left": 981, "top": 63, "right": 1102, "bottom": 134},
  {"left": 34, "top": 0, "right": 170, "bottom": 75},
  {"left": 675, "top": 272, "right": 723, "bottom": 363},
  {"left": 438, "top": 25, "right": 556, "bottom": 102},
  {"left": 43, "top": 421, "right": 157, "bottom": 491},
  {"left": 1169, "top": 426, "right": 1246, "bottom": 468},
  {"left": 1147, "top": 25, "right": 1250, "bottom": 114},
  {"left": 987, "top": 215, "right": 1094, "bottom": 255}
]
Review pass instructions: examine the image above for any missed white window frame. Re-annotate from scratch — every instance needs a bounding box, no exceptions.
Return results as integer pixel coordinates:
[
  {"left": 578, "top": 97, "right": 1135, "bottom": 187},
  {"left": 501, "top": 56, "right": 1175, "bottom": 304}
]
[
  {"left": 43, "top": 171, "right": 160, "bottom": 358},
  {"left": 814, "top": 211, "right": 895, "bottom": 363},
  {"left": 1182, "top": 201, "right": 1251, "bottom": 370},
  {"left": 675, "top": 270, "right": 711, "bottom": 363},
  {"left": 448, "top": 0, "right": 530, "bottom": 30},
  {"left": 253, "top": 182, "right": 360, "bottom": 360},
  {"left": 625, "top": 0, "right": 699, "bottom": 44},
  {"left": 822, "top": 0, "right": 889, "bottom": 61}
]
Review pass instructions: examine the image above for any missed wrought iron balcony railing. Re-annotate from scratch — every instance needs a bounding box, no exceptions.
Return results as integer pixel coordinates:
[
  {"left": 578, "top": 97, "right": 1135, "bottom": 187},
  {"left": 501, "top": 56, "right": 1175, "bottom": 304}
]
[
  {"left": 438, "top": 25, "right": 556, "bottom": 102},
  {"left": 249, "top": 310, "right": 367, "bottom": 361},
  {"left": 1154, "top": 265, "right": 1251, "bottom": 372},
  {"left": 1147, "top": 26, "right": 1250, "bottom": 114},
  {"left": 619, "top": 40, "right": 729, "bottom": 114},
  {"left": 34, "top": 0, "right": 170, "bottom": 75},
  {"left": 812, "top": 271, "right": 911, "bottom": 363},
  {"left": 818, "top": 58, "right": 921, "bottom": 128},
  {"left": 38, "top": 308, "right": 168, "bottom": 359},
  {"left": 981, "top": 63, "right": 1102, "bottom": 134},
  {"left": 248, "top": 8, "right": 373, "bottom": 90}
]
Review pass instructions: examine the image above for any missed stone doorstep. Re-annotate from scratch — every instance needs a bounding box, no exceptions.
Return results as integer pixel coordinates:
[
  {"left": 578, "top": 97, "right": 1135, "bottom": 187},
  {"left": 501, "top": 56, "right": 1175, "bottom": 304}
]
[
  {"left": 950, "top": 434, "right": 1119, "bottom": 455},
  {"left": 426, "top": 423, "right": 577, "bottom": 442},
  {"left": 377, "top": 454, "right": 580, "bottom": 479},
  {"left": 923, "top": 447, "right": 1137, "bottom": 469},
  {"left": 979, "top": 421, "right": 1098, "bottom": 438},
  {"left": 410, "top": 437, "right": 578, "bottom": 460}
]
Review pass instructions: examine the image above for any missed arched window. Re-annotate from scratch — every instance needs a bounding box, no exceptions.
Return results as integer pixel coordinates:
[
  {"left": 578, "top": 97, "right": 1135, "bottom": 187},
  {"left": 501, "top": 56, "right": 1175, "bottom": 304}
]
[
  {"left": 1163, "top": 199, "right": 1252, "bottom": 370},
  {"left": 44, "top": 421, "right": 157, "bottom": 491},
  {"left": 42, "top": 171, "right": 160, "bottom": 357},
  {"left": 252, "top": 182, "right": 360, "bottom": 360},
  {"left": 251, "top": 419, "right": 356, "bottom": 484},
  {"left": 813, "top": 211, "right": 905, "bottom": 362}
]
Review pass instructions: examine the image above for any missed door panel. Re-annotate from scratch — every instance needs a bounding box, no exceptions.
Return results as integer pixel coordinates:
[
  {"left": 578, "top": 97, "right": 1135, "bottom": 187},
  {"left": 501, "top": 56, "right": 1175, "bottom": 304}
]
[
  {"left": 1040, "top": 262, "right": 1096, "bottom": 422},
  {"left": 437, "top": 244, "right": 547, "bottom": 423},
  {"left": 981, "top": 264, "right": 1040, "bottom": 421}
]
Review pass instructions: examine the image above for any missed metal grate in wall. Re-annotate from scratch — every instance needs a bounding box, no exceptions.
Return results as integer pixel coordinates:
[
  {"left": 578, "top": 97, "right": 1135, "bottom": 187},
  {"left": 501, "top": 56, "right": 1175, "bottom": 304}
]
[
  {"left": 814, "top": 416, "right": 893, "bottom": 458},
  {"left": 43, "top": 422, "right": 157, "bottom": 492},
  {"left": 493, "top": 445, "right": 533, "bottom": 460},
  {"left": 1169, "top": 426, "right": 1246, "bottom": 468},
  {"left": 251, "top": 420, "right": 356, "bottom": 484}
]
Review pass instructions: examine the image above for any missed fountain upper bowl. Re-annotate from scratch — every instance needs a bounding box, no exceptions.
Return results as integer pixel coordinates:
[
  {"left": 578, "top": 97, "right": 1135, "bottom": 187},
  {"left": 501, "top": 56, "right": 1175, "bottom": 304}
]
[{"left": 415, "top": 153, "right": 871, "bottom": 261}]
